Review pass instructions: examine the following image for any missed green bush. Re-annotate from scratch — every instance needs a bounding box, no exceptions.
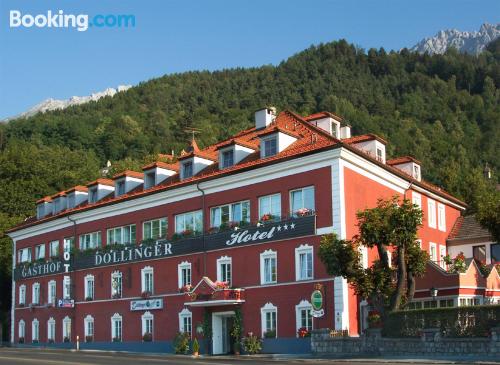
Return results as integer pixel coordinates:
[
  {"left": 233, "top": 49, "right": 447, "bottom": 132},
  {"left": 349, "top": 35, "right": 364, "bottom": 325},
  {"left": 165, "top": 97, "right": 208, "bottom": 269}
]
[
  {"left": 173, "top": 332, "right": 190, "bottom": 354},
  {"left": 242, "top": 332, "right": 262, "bottom": 354},
  {"left": 383, "top": 304, "right": 500, "bottom": 338}
]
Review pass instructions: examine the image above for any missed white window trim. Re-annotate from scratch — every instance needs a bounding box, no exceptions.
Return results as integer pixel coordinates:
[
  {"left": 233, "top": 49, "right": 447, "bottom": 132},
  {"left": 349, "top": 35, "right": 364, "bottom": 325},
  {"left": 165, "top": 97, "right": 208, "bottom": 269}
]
[
  {"left": 32, "top": 282, "right": 40, "bottom": 305},
  {"left": 31, "top": 318, "right": 39, "bottom": 341},
  {"left": 62, "top": 316, "right": 71, "bottom": 341},
  {"left": 18, "top": 320, "right": 25, "bottom": 339},
  {"left": 428, "top": 199, "right": 436, "bottom": 229},
  {"left": 142, "top": 218, "right": 167, "bottom": 240},
  {"left": 141, "top": 266, "right": 154, "bottom": 294},
  {"left": 142, "top": 311, "right": 154, "bottom": 337},
  {"left": 289, "top": 186, "right": 315, "bottom": 214},
  {"left": 111, "top": 271, "right": 123, "bottom": 298},
  {"left": 84, "top": 315, "right": 94, "bottom": 338},
  {"left": 412, "top": 191, "right": 422, "bottom": 208},
  {"left": 178, "top": 261, "right": 192, "bottom": 289},
  {"left": 359, "top": 245, "right": 368, "bottom": 269},
  {"left": 48, "top": 280, "right": 56, "bottom": 305},
  {"left": 429, "top": 242, "right": 437, "bottom": 262},
  {"left": 295, "top": 299, "right": 313, "bottom": 334},
  {"left": 111, "top": 313, "right": 123, "bottom": 341},
  {"left": 178, "top": 308, "right": 192, "bottom": 335},
  {"left": 437, "top": 203, "right": 446, "bottom": 232},
  {"left": 175, "top": 210, "right": 203, "bottom": 234},
  {"left": 19, "top": 284, "right": 26, "bottom": 305},
  {"left": 84, "top": 274, "right": 95, "bottom": 300},
  {"left": 258, "top": 193, "right": 282, "bottom": 220},
  {"left": 260, "top": 249, "right": 277, "bottom": 285},
  {"left": 295, "top": 244, "right": 314, "bottom": 281},
  {"left": 261, "top": 302, "right": 278, "bottom": 337},
  {"left": 210, "top": 200, "right": 250, "bottom": 227},
  {"left": 47, "top": 317, "right": 55, "bottom": 341},
  {"left": 439, "top": 245, "right": 447, "bottom": 269},
  {"left": 107, "top": 224, "right": 136, "bottom": 245},
  {"left": 216, "top": 256, "right": 232, "bottom": 284}
]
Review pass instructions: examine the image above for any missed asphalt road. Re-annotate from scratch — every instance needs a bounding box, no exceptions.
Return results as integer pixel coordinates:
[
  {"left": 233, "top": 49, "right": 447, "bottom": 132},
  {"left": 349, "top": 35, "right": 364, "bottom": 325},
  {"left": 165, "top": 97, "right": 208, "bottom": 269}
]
[{"left": 0, "top": 348, "right": 495, "bottom": 365}]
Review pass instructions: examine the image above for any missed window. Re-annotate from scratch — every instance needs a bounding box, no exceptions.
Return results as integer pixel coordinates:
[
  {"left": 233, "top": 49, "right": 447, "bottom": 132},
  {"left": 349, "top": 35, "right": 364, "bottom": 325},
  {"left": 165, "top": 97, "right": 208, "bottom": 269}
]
[
  {"left": 183, "top": 161, "right": 193, "bottom": 179},
  {"left": 408, "top": 302, "right": 422, "bottom": 310},
  {"left": 144, "top": 172, "right": 155, "bottom": 189},
  {"left": 111, "top": 313, "right": 122, "bottom": 341},
  {"left": 35, "top": 244, "right": 45, "bottom": 260},
  {"left": 141, "top": 266, "right": 154, "bottom": 294},
  {"left": 63, "top": 276, "right": 71, "bottom": 299},
  {"left": 473, "top": 245, "right": 487, "bottom": 264},
  {"left": 111, "top": 271, "right": 123, "bottom": 298},
  {"left": 263, "top": 137, "right": 277, "bottom": 157},
  {"left": 359, "top": 245, "right": 368, "bottom": 269},
  {"left": 221, "top": 150, "right": 234, "bottom": 168},
  {"left": 108, "top": 224, "right": 136, "bottom": 245},
  {"left": 178, "top": 261, "right": 192, "bottom": 289},
  {"left": 89, "top": 188, "right": 98, "bottom": 203},
  {"left": 142, "top": 311, "right": 154, "bottom": 338},
  {"left": 175, "top": 211, "right": 203, "bottom": 234},
  {"left": 439, "top": 299, "right": 454, "bottom": 308},
  {"left": 295, "top": 300, "right": 313, "bottom": 334},
  {"left": 261, "top": 302, "right": 277, "bottom": 337},
  {"left": 376, "top": 148, "right": 383, "bottom": 162},
  {"left": 32, "top": 283, "right": 40, "bottom": 305},
  {"left": 143, "top": 219, "right": 167, "bottom": 240},
  {"left": 437, "top": 203, "right": 446, "bottom": 231},
  {"left": 19, "top": 284, "right": 26, "bottom": 306},
  {"left": 84, "top": 274, "right": 95, "bottom": 300},
  {"left": 217, "top": 256, "right": 232, "bottom": 285},
  {"left": 32, "top": 319, "right": 39, "bottom": 342},
  {"left": 429, "top": 242, "right": 437, "bottom": 262},
  {"left": 84, "top": 315, "right": 94, "bottom": 340},
  {"left": 259, "top": 193, "right": 281, "bottom": 220},
  {"left": 48, "top": 280, "right": 56, "bottom": 305},
  {"left": 295, "top": 244, "right": 313, "bottom": 281},
  {"left": 116, "top": 180, "right": 126, "bottom": 196},
  {"left": 47, "top": 318, "right": 55, "bottom": 342},
  {"left": 412, "top": 192, "right": 422, "bottom": 209},
  {"left": 427, "top": 199, "right": 436, "bottom": 229},
  {"left": 413, "top": 165, "right": 420, "bottom": 180},
  {"left": 492, "top": 244, "right": 500, "bottom": 263},
  {"left": 63, "top": 316, "right": 71, "bottom": 341},
  {"left": 17, "top": 247, "right": 31, "bottom": 263},
  {"left": 459, "top": 297, "right": 481, "bottom": 306},
  {"left": 439, "top": 245, "right": 447, "bottom": 269},
  {"left": 179, "top": 308, "right": 192, "bottom": 336},
  {"left": 423, "top": 300, "right": 437, "bottom": 309},
  {"left": 290, "top": 186, "right": 315, "bottom": 216},
  {"left": 79, "top": 231, "right": 101, "bottom": 250},
  {"left": 49, "top": 240, "right": 59, "bottom": 258},
  {"left": 260, "top": 250, "right": 277, "bottom": 284},
  {"left": 210, "top": 201, "right": 250, "bottom": 228},
  {"left": 18, "top": 320, "right": 25, "bottom": 340}
]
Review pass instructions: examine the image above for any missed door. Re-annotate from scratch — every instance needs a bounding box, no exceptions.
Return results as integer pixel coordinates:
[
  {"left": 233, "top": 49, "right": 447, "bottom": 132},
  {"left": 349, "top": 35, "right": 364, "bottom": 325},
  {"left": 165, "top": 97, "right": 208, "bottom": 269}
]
[{"left": 212, "top": 311, "right": 235, "bottom": 355}]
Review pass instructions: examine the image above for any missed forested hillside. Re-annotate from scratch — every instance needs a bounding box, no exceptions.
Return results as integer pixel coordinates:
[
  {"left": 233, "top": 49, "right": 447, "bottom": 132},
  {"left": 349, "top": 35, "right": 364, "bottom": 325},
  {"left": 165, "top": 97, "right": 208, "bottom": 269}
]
[{"left": 0, "top": 39, "right": 498, "bottom": 320}]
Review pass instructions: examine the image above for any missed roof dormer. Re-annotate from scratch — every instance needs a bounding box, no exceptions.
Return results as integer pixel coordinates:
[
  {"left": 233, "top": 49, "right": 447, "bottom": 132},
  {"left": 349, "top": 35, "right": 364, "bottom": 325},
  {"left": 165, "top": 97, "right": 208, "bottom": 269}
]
[
  {"left": 36, "top": 197, "right": 52, "bottom": 219},
  {"left": 387, "top": 156, "right": 422, "bottom": 181},
  {"left": 86, "top": 179, "right": 114, "bottom": 204},
  {"left": 258, "top": 127, "right": 298, "bottom": 159},
  {"left": 346, "top": 134, "right": 387, "bottom": 163},
  {"left": 304, "top": 112, "right": 342, "bottom": 138},
  {"left": 66, "top": 186, "right": 88, "bottom": 209},
  {"left": 216, "top": 139, "right": 257, "bottom": 169},
  {"left": 142, "top": 162, "right": 177, "bottom": 190},
  {"left": 112, "top": 170, "right": 144, "bottom": 197},
  {"left": 178, "top": 138, "right": 216, "bottom": 180},
  {"left": 51, "top": 192, "right": 67, "bottom": 215}
]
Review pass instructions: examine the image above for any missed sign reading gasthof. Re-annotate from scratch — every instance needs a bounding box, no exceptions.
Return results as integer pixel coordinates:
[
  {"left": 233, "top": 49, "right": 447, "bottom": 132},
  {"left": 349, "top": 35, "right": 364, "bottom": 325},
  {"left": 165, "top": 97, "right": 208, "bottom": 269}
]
[{"left": 130, "top": 298, "right": 163, "bottom": 311}]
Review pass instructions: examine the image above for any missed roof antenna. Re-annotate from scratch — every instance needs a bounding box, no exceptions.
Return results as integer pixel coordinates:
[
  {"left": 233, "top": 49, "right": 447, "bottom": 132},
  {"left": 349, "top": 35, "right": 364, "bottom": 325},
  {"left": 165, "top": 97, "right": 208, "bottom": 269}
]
[{"left": 184, "top": 127, "right": 202, "bottom": 142}]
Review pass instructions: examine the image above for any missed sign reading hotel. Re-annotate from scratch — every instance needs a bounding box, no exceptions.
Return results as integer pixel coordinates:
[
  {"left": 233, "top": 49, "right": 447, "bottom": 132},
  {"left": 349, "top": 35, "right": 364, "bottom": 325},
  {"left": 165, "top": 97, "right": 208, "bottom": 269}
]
[{"left": 14, "top": 215, "right": 315, "bottom": 280}]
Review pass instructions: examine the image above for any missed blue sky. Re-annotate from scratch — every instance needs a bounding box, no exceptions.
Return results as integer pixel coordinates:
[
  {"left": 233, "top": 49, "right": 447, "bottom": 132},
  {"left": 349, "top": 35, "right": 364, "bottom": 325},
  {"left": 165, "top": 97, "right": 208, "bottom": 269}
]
[{"left": 0, "top": 0, "right": 498, "bottom": 119}]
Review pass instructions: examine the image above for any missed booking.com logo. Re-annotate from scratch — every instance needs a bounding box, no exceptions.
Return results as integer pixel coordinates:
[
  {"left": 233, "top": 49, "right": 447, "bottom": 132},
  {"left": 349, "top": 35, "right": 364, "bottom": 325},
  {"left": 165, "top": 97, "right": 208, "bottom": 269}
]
[{"left": 9, "top": 10, "right": 136, "bottom": 31}]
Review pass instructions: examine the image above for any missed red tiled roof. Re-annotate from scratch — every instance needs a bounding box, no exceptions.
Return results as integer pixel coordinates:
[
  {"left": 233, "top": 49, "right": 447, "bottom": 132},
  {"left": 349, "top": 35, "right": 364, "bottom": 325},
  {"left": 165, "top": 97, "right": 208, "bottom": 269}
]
[
  {"left": 387, "top": 156, "right": 421, "bottom": 166},
  {"left": 65, "top": 185, "right": 88, "bottom": 193},
  {"left": 86, "top": 178, "right": 114, "bottom": 187},
  {"left": 257, "top": 126, "right": 302, "bottom": 139},
  {"left": 343, "top": 133, "right": 388, "bottom": 145},
  {"left": 177, "top": 139, "right": 218, "bottom": 162},
  {"left": 448, "top": 215, "right": 491, "bottom": 241},
  {"left": 215, "top": 138, "right": 258, "bottom": 151},
  {"left": 113, "top": 170, "right": 144, "bottom": 180},
  {"left": 50, "top": 192, "right": 66, "bottom": 199},
  {"left": 142, "top": 161, "right": 179, "bottom": 172},
  {"left": 303, "top": 111, "right": 343, "bottom": 122},
  {"left": 35, "top": 196, "right": 52, "bottom": 204}
]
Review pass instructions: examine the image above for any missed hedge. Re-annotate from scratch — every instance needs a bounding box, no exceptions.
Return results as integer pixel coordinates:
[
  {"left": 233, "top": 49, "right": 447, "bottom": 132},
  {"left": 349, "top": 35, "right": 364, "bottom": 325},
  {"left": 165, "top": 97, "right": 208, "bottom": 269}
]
[{"left": 383, "top": 305, "right": 500, "bottom": 338}]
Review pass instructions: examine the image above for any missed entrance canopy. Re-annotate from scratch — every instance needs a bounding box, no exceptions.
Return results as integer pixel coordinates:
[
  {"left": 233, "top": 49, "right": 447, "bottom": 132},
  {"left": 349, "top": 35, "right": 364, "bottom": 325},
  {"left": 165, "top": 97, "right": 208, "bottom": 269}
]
[{"left": 184, "top": 277, "right": 245, "bottom": 307}]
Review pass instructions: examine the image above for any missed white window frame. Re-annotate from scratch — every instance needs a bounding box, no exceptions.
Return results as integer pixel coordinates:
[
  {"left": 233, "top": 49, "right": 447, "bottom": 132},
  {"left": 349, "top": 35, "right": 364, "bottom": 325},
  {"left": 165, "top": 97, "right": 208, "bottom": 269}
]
[
  {"left": 258, "top": 193, "right": 281, "bottom": 220},
  {"left": 63, "top": 275, "right": 71, "bottom": 299},
  {"left": 175, "top": 210, "right": 203, "bottom": 234},
  {"left": 427, "top": 199, "right": 436, "bottom": 229},
  {"left": 111, "top": 271, "right": 123, "bottom": 298},
  {"left": 262, "top": 136, "right": 278, "bottom": 158},
  {"left": 295, "top": 300, "right": 313, "bottom": 334},
  {"left": 178, "top": 261, "right": 192, "bottom": 289},
  {"left": 47, "top": 317, "right": 55, "bottom": 341},
  {"left": 260, "top": 249, "right": 277, "bottom": 285},
  {"left": 47, "top": 280, "right": 56, "bottom": 305},
  {"left": 182, "top": 160, "right": 193, "bottom": 179},
  {"left": 18, "top": 320, "right": 25, "bottom": 340},
  {"left": 142, "top": 311, "right": 154, "bottom": 337},
  {"left": 295, "top": 244, "right": 314, "bottom": 281},
  {"left": 429, "top": 242, "right": 437, "bottom": 262},
  {"left": 79, "top": 231, "right": 101, "bottom": 250},
  {"left": 412, "top": 192, "right": 422, "bottom": 209},
  {"left": 437, "top": 203, "right": 446, "bottom": 232},
  {"left": 19, "top": 284, "right": 26, "bottom": 305},
  {"left": 107, "top": 224, "right": 136, "bottom": 245},
  {"left": 261, "top": 302, "right": 278, "bottom": 337},
  {"left": 111, "top": 313, "right": 123, "bottom": 341},
  {"left": 439, "top": 245, "right": 447, "bottom": 269},
  {"left": 141, "top": 266, "right": 154, "bottom": 294},
  {"left": 290, "top": 186, "right": 315, "bottom": 215},
  {"left": 142, "top": 218, "right": 167, "bottom": 240},
  {"left": 32, "top": 282, "right": 40, "bottom": 305},
  {"left": 35, "top": 244, "right": 45, "bottom": 260},
  {"left": 221, "top": 149, "right": 234, "bottom": 169},
  {"left": 63, "top": 316, "right": 71, "bottom": 341},
  {"left": 18, "top": 247, "right": 31, "bottom": 263},
  {"left": 49, "top": 240, "right": 59, "bottom": 258},
  {"left": 84, "top": 274, "right": 95, "bottom": 300},
  {"left": 210, "top": 200, "right": 250, "bottom": 228},
  {"left": 179, "top": 308, "right": 192, "bottom": 336},
  {"left": 216, "top": 256, "right": 232, "bottom": 285},
  {"left": 32, "top": 319, "right": 39, "bottom": 342},
  {"left": 84, "top": 315, "right": 94, "bottom": 340},
  {"left": 359, "top": 245, "right": 369, "bottom": 269}
]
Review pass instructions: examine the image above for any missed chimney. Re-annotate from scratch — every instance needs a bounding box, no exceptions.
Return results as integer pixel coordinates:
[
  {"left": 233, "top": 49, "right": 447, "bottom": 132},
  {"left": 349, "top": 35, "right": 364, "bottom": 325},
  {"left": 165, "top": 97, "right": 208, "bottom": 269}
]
[
  {"left": 340, "top": 125, "right": 351, "bottom": 139},
  {"left": 255, "top": 107, "right": 276, "bottom": 130}
]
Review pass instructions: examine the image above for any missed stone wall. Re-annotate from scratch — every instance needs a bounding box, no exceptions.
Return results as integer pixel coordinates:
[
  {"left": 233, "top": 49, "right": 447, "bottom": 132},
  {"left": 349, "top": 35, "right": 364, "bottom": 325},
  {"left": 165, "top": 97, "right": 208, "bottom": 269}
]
[{"left": 311, "top": 328, "right": 500, "bottom": 357}]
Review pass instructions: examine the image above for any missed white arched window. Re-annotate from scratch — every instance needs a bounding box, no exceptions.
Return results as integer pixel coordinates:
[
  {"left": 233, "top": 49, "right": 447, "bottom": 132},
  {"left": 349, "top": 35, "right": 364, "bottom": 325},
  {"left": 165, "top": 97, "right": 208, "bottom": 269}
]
[
  {"left": 62, "top": 316, "right": 71, "bottom": 342},
  {"left": 216, "top": 256, "right": 232, "bottom": 285},
  {"left": 260, "top": 250, "right": 277, "bottom": 284},
  {"left": 295, "top": 299, "right": 313, "bottom": 335},
  {"left": 178, "top": 261, "right": 192, "bottom": 289},
  {"left": 111, "top": 313, "right": 122, "bottom": 342},
  {"left": 84, "top": 274, "right": 95, "bottom": 300},
  {"left": 32, "top": 318, "right": 39, "bottom": 342},
  {"left": 295, "top": 244, "right": 313, "bottom": 281},
  {"left": 178, "top": 308, "right": 192, "bottom": 336},
  {"left": 84, "top": 315, "right": 94, "bottom": 341},
  {"left": 141, "top": 266, "right": 154, "bottom": 294},
  {"left": 18, "top": 319, "right": 25, "bottom": 341},
  {"left": 111, "top": 271, "right": 122, "bottom": 298},
  {"left": 47, "top": 317, "right": 55, "bottom": 342},
  {"left": 261, "top": 302, "right": 277, "bottom": 338},
  {"left": 32, "top": 283, "right": 40, "bottom": 305},
  {"left": 141, "top": 311, "right": 154, "bottom": 338}
]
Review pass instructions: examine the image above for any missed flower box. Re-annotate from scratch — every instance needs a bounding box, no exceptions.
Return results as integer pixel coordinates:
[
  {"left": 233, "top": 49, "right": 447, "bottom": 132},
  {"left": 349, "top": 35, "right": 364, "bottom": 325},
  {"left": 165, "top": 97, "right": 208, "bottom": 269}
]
[
  {"left": 297, "top": 327, "right": 310, "bottom": 338},
  {"left": 141, "top": 291, "right": 152, "bottom": 299},
  {"left": 85, "top": 335, "right": 93, "bottom": 343},
  {"left": 142, "top": 332, "right": 152, "bottom": 342}
]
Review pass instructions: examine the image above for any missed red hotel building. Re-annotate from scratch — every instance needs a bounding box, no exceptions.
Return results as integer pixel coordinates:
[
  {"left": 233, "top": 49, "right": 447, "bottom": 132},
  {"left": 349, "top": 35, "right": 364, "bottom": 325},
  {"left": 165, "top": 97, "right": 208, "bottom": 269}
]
[{"left": 8, "top": 107, "right": 471, "bottom": 354}]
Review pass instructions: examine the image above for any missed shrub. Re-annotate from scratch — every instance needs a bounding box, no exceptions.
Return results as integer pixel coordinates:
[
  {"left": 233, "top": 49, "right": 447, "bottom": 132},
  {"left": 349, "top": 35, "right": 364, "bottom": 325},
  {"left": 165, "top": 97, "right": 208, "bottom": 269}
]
[
  {"left": 297, "top": 327, "right": 310, "bottom": 338},
  {"left": 384, "top": 305, "right": 500, "bottom": 338},
  {"left": 263, "top": 330, "right": 276, "bottom": 338},
  {"left": 192, "top": 338, "right": 200, "bottom": 354},
  {"left": 173, "top": 332, "right": 190, "bottom": 354},
  {"left": 242, "top": 332, "right": 262, "bottom": 354}
]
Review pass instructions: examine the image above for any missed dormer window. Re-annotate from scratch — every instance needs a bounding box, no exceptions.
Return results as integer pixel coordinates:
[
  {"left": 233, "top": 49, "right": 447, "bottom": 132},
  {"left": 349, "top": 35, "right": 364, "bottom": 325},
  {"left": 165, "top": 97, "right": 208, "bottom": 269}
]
[
  {"left": 413, "top": 165, "right": 420, "bottom": 180},
  {"left": 89, "top": 188, "right": 98, "bottom": 203},
  {"left": 221, "top": 150, "right": 234, "bottom": 168},
  {"left": 263, "top": 137, "right": 277, "bottom": 158},
  {"left": 376, "top": 148, "right": 383, "bottom": 162},
  {"left": 183, "top": 161, "right": 193, "bottom": 179},
  {"left": 144, "top": 172, "right": 155, "bottom": 189},
  {"left": 116, "top": 181, "right": 125, "bottom": 196}
]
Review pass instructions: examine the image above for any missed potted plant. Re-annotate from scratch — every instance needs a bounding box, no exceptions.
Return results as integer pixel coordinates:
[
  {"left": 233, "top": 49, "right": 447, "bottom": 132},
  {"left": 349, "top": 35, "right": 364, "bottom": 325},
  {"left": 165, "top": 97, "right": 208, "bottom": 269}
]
[
  {"left": 241, "top": 332, "right": 262, "bottom": 354},
  {"left": 112, "top": 292, "right": 121, "bottom": 299},
  {"left": 297, "top": 327, "right": 310, "bottom": 338},
  {"left": 32, "top": 339, "right": 39, "bottom": 344},
  {"left": 367, "top": 310, "right": 382, "bottom": 328},
  {"left": 214, "top": 281, "right": 229, "bottom": 290},
  {"left": 192, "top": 337, "right": 200, "bottom": 357},
  {"left": 260, "top": 213, "right": 275, "bottom": 222},
  {"left": 18, "top": 337, "right": 24, "bottom": 344},
  {"left": 63, "top": 336, "right": 70, "bottom": 343},
  {"left": 295, "top": 208, "right": 311, "bottom": 217},
  {"left": 263, "top": 329, "right": 276, "bottom": 338},
  {"left": 233, "top": 340, "right": 241, "bottom": 355},
  {"left": 141, "top": 290, "right": 152, "bottom": 299},
  {"left": 179, "top": 284, "right": 193, "bottom": 293},
  {"left": 85, "top": 335, "right": 93, "bottom": 343},
  {"left": 142, "top": 332, "right": 152, "bottom": 342}
]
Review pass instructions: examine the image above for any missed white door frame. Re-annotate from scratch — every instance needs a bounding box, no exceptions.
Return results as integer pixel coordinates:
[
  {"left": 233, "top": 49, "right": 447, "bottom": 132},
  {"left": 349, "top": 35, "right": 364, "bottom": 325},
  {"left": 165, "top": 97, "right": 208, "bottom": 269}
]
[{"left": 211, "top": 311, "right": 235, "bottom": 355}]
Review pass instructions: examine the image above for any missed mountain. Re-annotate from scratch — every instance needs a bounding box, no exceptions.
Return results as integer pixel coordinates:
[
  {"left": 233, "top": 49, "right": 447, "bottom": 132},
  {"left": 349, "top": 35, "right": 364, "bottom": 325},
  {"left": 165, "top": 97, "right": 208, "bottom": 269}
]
[
  {"left": 410, "top": 23, "right": 499, "bottom": 55},
  {"left": 1, "top": 85, "right": 132, "bottom": 122}
]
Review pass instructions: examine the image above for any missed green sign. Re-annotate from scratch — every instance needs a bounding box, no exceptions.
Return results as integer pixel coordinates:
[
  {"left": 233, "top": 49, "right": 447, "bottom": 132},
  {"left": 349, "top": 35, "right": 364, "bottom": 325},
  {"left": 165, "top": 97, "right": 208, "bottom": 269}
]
[{"left": 311, "top": 289, "right": 323, "bottom": 311}]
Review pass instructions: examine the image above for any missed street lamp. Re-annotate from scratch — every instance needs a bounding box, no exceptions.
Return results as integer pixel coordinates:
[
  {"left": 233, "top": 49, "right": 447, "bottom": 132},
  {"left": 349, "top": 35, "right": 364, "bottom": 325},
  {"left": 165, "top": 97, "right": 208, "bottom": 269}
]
[{"left": 430, "top": 287, "right": 438, "bottom": 300}]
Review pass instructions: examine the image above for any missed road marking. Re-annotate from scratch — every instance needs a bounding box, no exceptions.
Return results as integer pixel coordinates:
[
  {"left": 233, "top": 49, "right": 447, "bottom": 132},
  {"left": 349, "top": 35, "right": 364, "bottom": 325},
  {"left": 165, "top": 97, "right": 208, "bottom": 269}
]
[{"left": 0, "top": 355, "right": 89, "bottom": 365}]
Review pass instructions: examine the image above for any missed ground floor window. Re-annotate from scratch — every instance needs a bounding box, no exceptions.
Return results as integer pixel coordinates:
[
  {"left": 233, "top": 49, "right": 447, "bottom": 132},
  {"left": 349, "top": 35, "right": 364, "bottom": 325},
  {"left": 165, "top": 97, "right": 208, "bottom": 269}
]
[
  {"left": 47, "top": 318, "right": 55, "bottom": 342},
  {"left": 142, "top": 311, "right": 154, "bottom": 341},
  {"left": 111, "top": 313, "right": 122, "bottom": 342},
  {"left": 18, "top": 320, "right": 25, "bottom": 341},
  {"left": 459, "top": 297, "right": 481, "bottom": 306},
  {"left": 261, "top": 302, "right": 277, "bottom": 338},
  {"left": 423, "top": 300, "right": 438, "bottom": 309},
  {"left": 31, "top": 319, "right": 39, "bottom": 342},
  {"left": 295, "top": 300, "right": 313, "bottom": 336},
  {"left": 111, "top": 271, "right": 123, "bottom": 298},
  {"left": 63, "top": 316, "right": 71, "bottom": 342},
  {"left": 84, "top": 315, "right": 94, "bottom": 341},
  {"left": 179, "top": 308, "right": 192, "bottom": 337}
]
